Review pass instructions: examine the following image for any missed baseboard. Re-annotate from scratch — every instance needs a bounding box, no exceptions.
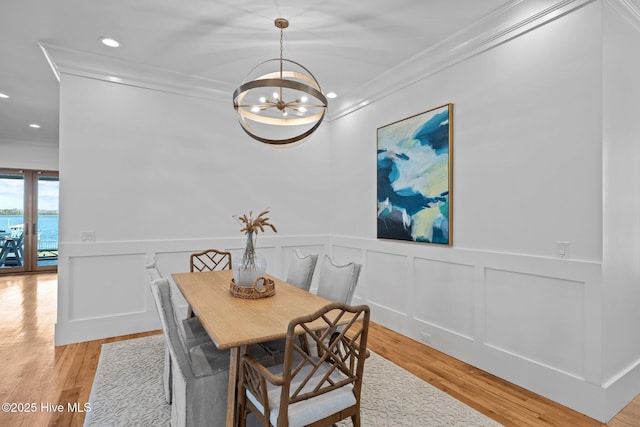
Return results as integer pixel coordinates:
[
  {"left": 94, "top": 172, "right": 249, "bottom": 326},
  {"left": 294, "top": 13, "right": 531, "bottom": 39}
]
[
  {"left": 603, "top": 356, "right": 640, "bottom": 421},
  {"left": 54, "top": 311, "right": 160, "bottom": 346}
]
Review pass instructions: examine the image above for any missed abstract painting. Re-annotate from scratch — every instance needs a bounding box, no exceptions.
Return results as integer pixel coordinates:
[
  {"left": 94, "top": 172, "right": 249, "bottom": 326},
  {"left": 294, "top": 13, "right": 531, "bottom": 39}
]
[{"left": 377, "top": 104, "right": 452, "bottom": 245}]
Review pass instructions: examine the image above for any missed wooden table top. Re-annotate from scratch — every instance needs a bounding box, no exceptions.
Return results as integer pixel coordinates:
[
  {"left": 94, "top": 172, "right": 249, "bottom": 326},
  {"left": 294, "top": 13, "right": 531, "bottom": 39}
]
[{"left": 172, "top": 269, "right": 335, "bottom": 350}]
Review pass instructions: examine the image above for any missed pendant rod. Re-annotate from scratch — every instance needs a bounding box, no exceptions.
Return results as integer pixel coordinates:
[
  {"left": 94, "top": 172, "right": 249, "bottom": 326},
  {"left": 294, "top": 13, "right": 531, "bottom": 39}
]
[{"left": 275, "top": 18, "right": 289, "bottom": 110}]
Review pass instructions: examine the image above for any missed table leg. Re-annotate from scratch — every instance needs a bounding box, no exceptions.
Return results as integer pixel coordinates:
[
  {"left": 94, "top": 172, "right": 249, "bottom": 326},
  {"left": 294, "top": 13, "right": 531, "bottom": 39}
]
[{"left": 226, "top": 346, "right": 242, "bottom": 427}]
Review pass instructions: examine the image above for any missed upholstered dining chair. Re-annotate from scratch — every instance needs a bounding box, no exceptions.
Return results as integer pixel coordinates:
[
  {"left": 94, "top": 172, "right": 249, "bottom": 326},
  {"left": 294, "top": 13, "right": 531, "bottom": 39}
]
[
  {"left": 261, "top": 253, "right": 357, "bottom": 364},
  {"left": 147, "top": 268, "right": 212, "bottom": 404},
  {"left": 258, "top": 250, "right": 318, "bottom": 361},
  {"left": 150, "top": 265, "right": 210, "bottom": 344},
  {"left": 238, "top": 302, "right": 370, "bottom": 427},
  {"left": 190, "top": 249, "right": 232, "bottom": 272},
  {"left": 144, "top": 253, "right": 156, "bottom": 269},
  {"left": 285, "top": 249, "right": 318, "bottom": 291},
  {"left": 149, "top": 277, "right": 230, "bottom": 427},
  {"left": 316, "top": 255, "right": 362, "bottom": 304}
]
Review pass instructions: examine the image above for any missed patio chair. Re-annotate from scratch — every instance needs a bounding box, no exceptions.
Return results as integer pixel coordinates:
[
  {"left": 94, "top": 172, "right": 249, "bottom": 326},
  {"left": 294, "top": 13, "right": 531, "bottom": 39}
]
[{"left": 0, "top": 233, "right": 24, "bottom": 267}]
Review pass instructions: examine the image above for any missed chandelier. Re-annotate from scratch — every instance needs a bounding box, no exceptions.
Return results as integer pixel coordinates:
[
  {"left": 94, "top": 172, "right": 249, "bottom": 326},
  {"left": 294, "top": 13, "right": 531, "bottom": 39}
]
[{"left": 232, "top": 18, "right": 328, "bottom": 146}]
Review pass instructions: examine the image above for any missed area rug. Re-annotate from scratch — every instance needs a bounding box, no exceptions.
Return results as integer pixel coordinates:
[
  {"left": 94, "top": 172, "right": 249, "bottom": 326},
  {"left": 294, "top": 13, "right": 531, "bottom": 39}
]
[
  {"left": 83, "top": 335, "right": 170, "bottom": 426},
  {"left": 84, "top": 335, "right": 502, "bottom": 426}
]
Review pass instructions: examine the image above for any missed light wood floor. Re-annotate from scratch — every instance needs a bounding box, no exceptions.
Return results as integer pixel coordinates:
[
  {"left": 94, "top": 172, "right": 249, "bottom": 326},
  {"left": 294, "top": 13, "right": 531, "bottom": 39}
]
[{"left": 0, "top": 273, "right": 638, "bottom": 426}]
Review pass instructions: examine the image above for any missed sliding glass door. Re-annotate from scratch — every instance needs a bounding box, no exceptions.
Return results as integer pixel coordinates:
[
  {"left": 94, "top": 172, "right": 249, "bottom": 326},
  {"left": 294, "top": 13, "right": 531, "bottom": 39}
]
[
  {"left": 35, "top": 172, "right": 59, "bottom": 270},
  {"left": 0, "top": 169, "right": 58, "bottom": 273}
]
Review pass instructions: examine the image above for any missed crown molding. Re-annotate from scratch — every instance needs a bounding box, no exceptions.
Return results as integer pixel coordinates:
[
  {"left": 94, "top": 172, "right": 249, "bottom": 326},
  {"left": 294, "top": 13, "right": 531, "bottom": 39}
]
[
  {"left": 328, "top": 0, "right": 596, "bottom": 120},
  {"left": 607, "top": 0, "right": 640, "bottom": 32},
  {"left": 40, "top": 0, "right": 611, "bottom": 121},
  {"left": 39, "top": 42, "right": 235, "bottom": 103}
]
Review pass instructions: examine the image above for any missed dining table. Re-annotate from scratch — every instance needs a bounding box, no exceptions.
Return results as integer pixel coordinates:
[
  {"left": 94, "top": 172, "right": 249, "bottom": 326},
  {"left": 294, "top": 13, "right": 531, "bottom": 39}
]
[{"left": 171, "top": 269, "right": 337, "bottom": 427}]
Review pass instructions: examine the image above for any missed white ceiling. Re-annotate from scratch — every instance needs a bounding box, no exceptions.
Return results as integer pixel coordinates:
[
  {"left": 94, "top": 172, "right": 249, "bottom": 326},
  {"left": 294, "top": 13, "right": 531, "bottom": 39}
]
[{"left": 1, "top": 0, "right": 530, "bottom": 146}]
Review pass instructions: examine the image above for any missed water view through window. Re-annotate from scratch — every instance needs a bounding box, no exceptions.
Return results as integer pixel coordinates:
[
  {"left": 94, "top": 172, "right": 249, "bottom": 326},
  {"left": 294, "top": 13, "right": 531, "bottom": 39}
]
[{"left": 0, "top": 170, "right": 58, "bottom": 270}]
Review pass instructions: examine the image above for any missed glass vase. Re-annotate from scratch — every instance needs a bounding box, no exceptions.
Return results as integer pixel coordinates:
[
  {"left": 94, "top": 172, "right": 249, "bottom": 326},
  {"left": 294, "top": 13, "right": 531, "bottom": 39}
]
[{"left": 232, "top": 232, "right": 267, "bottom": 287}]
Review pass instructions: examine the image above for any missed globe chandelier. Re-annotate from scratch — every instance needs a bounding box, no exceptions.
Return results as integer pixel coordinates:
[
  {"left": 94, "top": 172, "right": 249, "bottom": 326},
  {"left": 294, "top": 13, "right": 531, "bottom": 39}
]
[{"left": 233, "top": 18, "right": 328, "bottom": 146}]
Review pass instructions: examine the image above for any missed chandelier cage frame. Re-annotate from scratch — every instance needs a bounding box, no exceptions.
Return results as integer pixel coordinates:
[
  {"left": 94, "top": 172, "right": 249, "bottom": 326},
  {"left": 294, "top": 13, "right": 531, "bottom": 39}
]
[{"left": 232, "top": 18, "right": 328, "bottom": 146}]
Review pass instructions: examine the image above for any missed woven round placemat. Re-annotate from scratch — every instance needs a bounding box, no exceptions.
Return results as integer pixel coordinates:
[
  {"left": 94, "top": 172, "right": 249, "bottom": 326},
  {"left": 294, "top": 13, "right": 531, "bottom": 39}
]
[{"left": 230, "top": 277, "right": 275, "bottom": 299}]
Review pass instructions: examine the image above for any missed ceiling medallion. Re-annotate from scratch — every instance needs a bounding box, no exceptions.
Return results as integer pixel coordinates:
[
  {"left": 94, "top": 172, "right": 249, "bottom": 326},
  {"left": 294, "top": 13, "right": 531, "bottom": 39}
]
[{"left": 233, "top": 18, "right": 328, "bottom": 146}]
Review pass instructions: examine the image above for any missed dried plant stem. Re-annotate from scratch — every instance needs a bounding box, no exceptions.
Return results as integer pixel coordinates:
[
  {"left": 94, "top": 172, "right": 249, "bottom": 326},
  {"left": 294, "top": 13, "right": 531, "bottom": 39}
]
[
  {"left": 234, "top": 209, "right": 277, "bottom": 236},
  {"left": 234, "top": 209, "right": 277, "bottom": 272},
  {"left": 241, "top": 232, "right": 258, "bottom": 270}
]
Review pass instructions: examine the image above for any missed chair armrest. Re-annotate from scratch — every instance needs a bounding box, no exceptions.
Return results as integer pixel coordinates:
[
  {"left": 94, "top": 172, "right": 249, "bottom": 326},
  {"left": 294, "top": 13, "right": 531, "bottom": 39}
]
[
  {"left": 241, "top": 354, "right": 285, "bottom": 387},
  {"left": 240, "top": 353, "right": 285, "bottom": 421}
]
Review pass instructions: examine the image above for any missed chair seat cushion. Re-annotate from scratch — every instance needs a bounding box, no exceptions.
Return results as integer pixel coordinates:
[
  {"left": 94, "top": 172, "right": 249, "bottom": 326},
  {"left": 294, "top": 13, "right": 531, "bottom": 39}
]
[
  {"left": 170, "top": 281, "right": 210, "bottom": 352},
  {"left": 188, "top": 342, "right": 230, "bottom": 377},
  {"left": 246, "top": 360, "right": 356, "bottom": 427},
  {"left": 182, "top": 316, "right": 209, "bottom": 340}
]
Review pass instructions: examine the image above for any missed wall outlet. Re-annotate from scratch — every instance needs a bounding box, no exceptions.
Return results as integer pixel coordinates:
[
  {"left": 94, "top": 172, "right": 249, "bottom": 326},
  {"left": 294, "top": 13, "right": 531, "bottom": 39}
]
[
  {"left": 420, "top": 332, "right": 432, "bottom": 345},
  {"left": 556, "top": 241, "right": 570, "bottom": 258},
  {"left": 81, "top": 231, "right": 95, "bottom": 242}
]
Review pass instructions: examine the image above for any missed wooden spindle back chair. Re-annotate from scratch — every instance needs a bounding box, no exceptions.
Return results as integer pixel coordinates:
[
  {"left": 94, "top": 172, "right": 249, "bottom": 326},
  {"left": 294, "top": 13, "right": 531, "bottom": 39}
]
[
  {"left": 238, "top": 302, "right": 370, "bottom": 427},
  {"left": 189, "top": 249, "right": 232, "bottom": 272}
]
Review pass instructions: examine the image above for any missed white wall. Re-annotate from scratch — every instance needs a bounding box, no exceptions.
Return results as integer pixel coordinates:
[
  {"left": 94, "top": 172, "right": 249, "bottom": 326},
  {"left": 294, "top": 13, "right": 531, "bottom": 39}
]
[
  {"left": 58, "top": 76, "right": 331, "bottom": 242},
  {"left": 55, "top": 74, "right": 332, "bottom": 342},
  {"left": 331, "top": 5, "right": 603, "bottom": 260},
  {"left": 52, "top": 0, "right": 640, "bottom": 423},
  {"left": 602, "top": 0, "right": 640, "bottom": 412},
  {"left": 0, "top": 138, "right": 58, "bottom": 170},
  {"left": 330, "top": 1, "right": 634, "bottom": 422}
]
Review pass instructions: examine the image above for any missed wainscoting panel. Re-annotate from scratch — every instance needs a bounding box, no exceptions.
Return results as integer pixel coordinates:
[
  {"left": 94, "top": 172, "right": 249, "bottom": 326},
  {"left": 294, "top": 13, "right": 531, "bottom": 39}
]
[
  {"left": 484, "top": 268, "right": 586, "bottom": 378},
  {"left": 56, "top": 235, "right": 615, "bottom": 422},
  {"left": 413, "top": 258, "right": 475, "bottom": 340},
  {"left": 364, "top": 250, "right": 410, "bottom": 314},
  {"left": 328, "top": 235, "right": 605, "bottom": 421},
  {"left": 56, "top": 236, "right": 330, "bottom": 346},
  {"left": 281, "top": 244, "right": 327, "bottom": 273},
  {"left": 331, "top": 245, "right": 364, "bottom": 265},
  {"left": 68, "top": 254, "right": 147, "bottom": 320},
  {"left": 156, "top": 246, "right": 279, "bottom": 277}
]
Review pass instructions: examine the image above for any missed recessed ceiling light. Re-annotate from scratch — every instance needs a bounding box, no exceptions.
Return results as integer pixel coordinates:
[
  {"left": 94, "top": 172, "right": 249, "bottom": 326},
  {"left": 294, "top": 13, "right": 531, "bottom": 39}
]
[
  {"left": 99, "top": 37, "right": 120, "bottom": 48},
  {"left": 0, "top": 92, "right": 9, "bottom": 99},
  {"left": 29, "top": 123, "right": 41, "bottom": 129},
  {"left": 326, "top": 92, "right": 337, "bottom": 99}
]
